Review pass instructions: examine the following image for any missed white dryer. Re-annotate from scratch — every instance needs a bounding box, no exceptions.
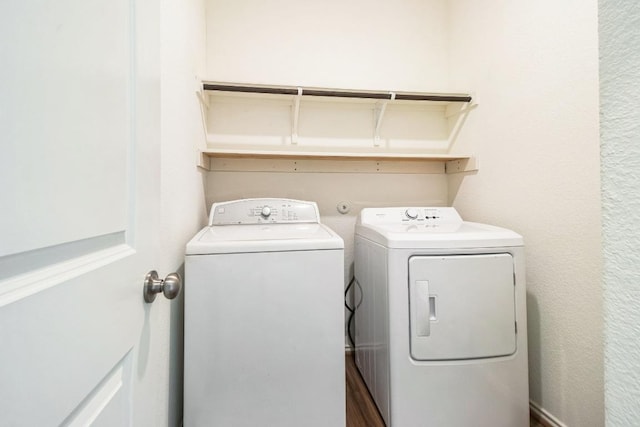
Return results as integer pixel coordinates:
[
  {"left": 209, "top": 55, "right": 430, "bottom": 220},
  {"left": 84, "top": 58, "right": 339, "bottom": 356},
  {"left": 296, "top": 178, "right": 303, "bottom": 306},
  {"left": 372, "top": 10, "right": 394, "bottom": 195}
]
[
  {"left": 184, "top": 198, "right": 345, "bottom": 427},
  {"left": 354, "top": 207, "right": 529, "bottom": 427}
]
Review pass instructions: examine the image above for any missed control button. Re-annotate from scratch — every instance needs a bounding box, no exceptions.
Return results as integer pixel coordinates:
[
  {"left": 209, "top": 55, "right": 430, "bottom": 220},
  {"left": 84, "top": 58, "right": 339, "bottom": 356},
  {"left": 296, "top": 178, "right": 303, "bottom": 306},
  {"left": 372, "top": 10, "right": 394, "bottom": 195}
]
[
  {"left": 261, "top": 206, "right": 272, "bottom": 218},
  {"left": 405, "top": 208, "right": 418, "bottom": 219}
]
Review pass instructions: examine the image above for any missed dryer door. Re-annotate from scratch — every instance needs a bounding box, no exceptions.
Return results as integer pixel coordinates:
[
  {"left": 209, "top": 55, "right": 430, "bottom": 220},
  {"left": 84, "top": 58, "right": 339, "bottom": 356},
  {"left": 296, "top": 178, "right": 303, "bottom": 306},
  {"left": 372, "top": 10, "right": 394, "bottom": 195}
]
[{"left": 408, "top": 253, "right": 516, "bottom": 361}]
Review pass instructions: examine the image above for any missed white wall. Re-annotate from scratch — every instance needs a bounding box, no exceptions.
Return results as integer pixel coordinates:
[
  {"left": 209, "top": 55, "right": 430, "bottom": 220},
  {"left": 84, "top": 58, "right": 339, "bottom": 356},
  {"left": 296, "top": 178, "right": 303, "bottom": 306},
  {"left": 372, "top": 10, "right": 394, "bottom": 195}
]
[
  {"left": 205, "top": 0, "right": 451, "bottom": 92},
  {"left": 160, "top": 0, "right": 208, "bottom": 424},
  {"left": 447, "top": 1, "right": 603, "bottom": 426},
  {"left": 599, "top": 2, "right": 640, "bottom": 425}
]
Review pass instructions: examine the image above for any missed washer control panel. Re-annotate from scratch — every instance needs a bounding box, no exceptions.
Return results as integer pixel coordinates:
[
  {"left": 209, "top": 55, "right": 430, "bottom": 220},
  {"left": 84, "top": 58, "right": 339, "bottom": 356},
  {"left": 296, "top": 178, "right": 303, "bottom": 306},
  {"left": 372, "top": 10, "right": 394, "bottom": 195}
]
[
  {"left": 360, "top": 207, "right": 463, "bottom": 225},
  {"left": 209, "top": 198, "right": 321, "bottom": 225}
]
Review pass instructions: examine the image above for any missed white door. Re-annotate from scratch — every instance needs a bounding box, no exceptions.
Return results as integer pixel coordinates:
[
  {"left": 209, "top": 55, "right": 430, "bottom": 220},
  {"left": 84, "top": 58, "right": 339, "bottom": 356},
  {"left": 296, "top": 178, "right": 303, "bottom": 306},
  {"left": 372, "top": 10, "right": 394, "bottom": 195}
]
[{"left": 0, "top": 0, "right": 166, "bottom": 425}]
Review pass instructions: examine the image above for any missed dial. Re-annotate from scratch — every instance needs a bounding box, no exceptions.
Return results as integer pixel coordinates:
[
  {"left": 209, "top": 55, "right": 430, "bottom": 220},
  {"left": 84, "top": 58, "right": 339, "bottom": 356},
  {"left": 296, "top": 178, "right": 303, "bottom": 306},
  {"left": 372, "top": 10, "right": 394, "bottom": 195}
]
[
  {"left": 260, "top": 206, "right": 272, "bottom": 218},
  {"left": 405, "top": 208, "right": 418, "bottom": 219}
]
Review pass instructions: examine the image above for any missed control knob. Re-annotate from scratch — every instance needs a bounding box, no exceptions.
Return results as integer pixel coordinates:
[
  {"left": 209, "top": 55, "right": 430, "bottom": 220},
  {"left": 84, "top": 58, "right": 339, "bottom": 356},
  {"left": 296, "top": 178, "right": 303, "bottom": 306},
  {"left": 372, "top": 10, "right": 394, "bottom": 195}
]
[
  {"left": 405, "top": 208, "right": 419, "bottom": 219},
  {"left": 260, "top": 206, "right": 272, "bottom": 218}
]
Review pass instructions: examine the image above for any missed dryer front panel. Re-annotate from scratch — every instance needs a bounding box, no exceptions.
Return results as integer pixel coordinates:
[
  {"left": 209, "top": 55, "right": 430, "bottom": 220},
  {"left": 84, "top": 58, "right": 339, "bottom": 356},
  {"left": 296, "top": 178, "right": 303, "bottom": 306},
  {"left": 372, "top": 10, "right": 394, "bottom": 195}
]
[{"left": 408, "top": 253, "right": 516, "bottom": 361}]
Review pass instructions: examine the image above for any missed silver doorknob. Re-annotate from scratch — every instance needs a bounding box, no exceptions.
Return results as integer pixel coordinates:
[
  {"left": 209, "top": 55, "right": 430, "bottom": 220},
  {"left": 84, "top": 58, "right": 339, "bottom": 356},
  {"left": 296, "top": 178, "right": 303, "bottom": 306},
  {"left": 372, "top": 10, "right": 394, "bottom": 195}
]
[{"left": 143, "top": 270, "right": 182, "bottom": 303}]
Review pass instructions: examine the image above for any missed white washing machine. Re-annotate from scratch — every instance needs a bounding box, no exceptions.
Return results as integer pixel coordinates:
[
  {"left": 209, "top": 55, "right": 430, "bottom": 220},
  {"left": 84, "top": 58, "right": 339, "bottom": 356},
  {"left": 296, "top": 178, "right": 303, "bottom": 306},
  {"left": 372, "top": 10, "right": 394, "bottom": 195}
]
[
  {"left": 184, "top": 198, "right": 345, "bottom": 427},
  {"left": 354, "top": 207, "right": 529, "bottom": 427}
]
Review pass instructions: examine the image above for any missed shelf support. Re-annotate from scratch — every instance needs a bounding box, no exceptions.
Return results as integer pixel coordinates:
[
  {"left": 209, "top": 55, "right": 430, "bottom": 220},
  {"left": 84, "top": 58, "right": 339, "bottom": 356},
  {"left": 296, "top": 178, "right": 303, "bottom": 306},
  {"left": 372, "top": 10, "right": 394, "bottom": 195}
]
[
  {"left": 291, "top": 87, "right": 302, "bottom": 145},
  {"left": 195, "top": 87, "right": 210, "bottom": 138},
  {"left": 195, "top": 86, "right": 210, "bottom": 109},
  {"left": 445, "top": 101, "right": 477, "bottom": 119},
  {"left": 374, "top": 92, "right": 395, "bottom": 147},
  {"left": 445, "top": 156, "right": 479, "bottom": 174}
]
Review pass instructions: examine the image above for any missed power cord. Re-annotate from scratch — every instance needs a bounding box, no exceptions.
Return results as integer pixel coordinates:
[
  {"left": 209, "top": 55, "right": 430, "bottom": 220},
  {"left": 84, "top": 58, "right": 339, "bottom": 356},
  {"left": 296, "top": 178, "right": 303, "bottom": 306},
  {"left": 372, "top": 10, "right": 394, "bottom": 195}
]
[{"left": 344, "top": 276, "right": 360, "bottom": 348}]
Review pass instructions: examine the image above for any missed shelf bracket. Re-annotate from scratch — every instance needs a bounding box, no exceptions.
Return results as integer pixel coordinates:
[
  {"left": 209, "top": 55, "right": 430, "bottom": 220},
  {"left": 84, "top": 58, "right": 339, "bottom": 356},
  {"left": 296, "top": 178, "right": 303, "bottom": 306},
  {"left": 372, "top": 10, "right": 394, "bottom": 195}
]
[
  {"left": 196, "top": 86, "right": 210, "bottom": 138},
  {"left": 445, "top": 102, "right": 477, "bottom": 119},
  {"left": 196, "top": 86, "right": 210, "bottom": 109},
  {"left": 291, "top": 87, "right": 302, "bottom": 145},
  {"left": 445, "top": 156, "right": 479, "bottom": 174},
  {"left": 374, "top": 92, "right": 395, "bottom": 147}
]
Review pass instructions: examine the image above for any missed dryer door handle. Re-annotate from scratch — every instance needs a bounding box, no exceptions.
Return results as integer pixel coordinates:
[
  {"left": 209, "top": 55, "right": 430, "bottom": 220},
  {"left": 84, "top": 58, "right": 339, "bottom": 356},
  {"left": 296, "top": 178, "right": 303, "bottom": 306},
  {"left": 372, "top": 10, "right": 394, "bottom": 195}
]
[{"left": 412, "top": 280, "right": 431, "bottom": 336}]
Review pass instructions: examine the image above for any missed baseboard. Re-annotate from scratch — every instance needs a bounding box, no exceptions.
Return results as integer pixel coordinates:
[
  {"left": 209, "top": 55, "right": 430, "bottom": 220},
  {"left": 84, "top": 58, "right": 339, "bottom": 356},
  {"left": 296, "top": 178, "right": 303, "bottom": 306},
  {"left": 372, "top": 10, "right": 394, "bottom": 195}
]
[{"left": 530, "top": 400, "right": 566, "bottom": 427}]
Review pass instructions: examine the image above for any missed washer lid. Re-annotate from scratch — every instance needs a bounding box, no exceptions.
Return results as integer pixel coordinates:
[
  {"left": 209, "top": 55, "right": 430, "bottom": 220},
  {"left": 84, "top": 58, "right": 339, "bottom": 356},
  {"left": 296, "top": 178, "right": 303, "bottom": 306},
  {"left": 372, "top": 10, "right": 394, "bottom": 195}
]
[{"left": 186, "top": 223, "right": 344, "bottom": 254}]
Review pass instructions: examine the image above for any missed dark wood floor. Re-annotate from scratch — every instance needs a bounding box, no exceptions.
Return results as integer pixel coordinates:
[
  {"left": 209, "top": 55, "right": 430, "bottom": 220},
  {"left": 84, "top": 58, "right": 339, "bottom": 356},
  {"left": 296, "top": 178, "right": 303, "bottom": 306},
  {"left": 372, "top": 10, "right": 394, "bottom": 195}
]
[
  {"left": 346, "top": 353, "right": 385, "bottom": 427},
  {"left": 345, "top": 352, "right": 544, "bottom": 427}
]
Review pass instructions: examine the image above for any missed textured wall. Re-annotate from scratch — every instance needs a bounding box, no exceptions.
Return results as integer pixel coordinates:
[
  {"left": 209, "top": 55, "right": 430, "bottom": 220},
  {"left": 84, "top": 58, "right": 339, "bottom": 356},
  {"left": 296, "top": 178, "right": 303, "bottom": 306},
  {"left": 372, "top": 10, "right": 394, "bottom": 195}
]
[
  {"left": 447, "top": 1, "right": 603, "bottom": 425},
  {"left": 599, "top": 2, "right": 640, "bottom": 425}
]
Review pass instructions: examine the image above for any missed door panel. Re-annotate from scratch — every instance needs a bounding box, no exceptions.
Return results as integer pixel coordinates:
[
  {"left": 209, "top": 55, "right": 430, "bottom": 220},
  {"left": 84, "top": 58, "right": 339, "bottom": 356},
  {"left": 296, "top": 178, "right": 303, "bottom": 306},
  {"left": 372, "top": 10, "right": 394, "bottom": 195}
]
[
  {"left": 0, "top": 0, "right": 160, "bottom": 424},
  {"left": 63, "top": 355, "right": 131, "bottom": 426},
  {"left": 408, "top": 253, "right": 516, "bottom": 361},
  {"left": 0, "top": 0, "right": 132, "bottom": 258}
]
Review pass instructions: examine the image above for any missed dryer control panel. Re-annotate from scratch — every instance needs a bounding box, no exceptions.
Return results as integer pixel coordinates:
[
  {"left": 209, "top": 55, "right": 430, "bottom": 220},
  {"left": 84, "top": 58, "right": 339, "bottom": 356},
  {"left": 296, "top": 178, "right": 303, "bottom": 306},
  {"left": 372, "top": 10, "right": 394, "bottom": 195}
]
[
  {"left": 359, "top": 207, "right": 463, "bottom": 225},
  {"left": 209, "top": 198, "right": 321, "bottom": 225}
]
